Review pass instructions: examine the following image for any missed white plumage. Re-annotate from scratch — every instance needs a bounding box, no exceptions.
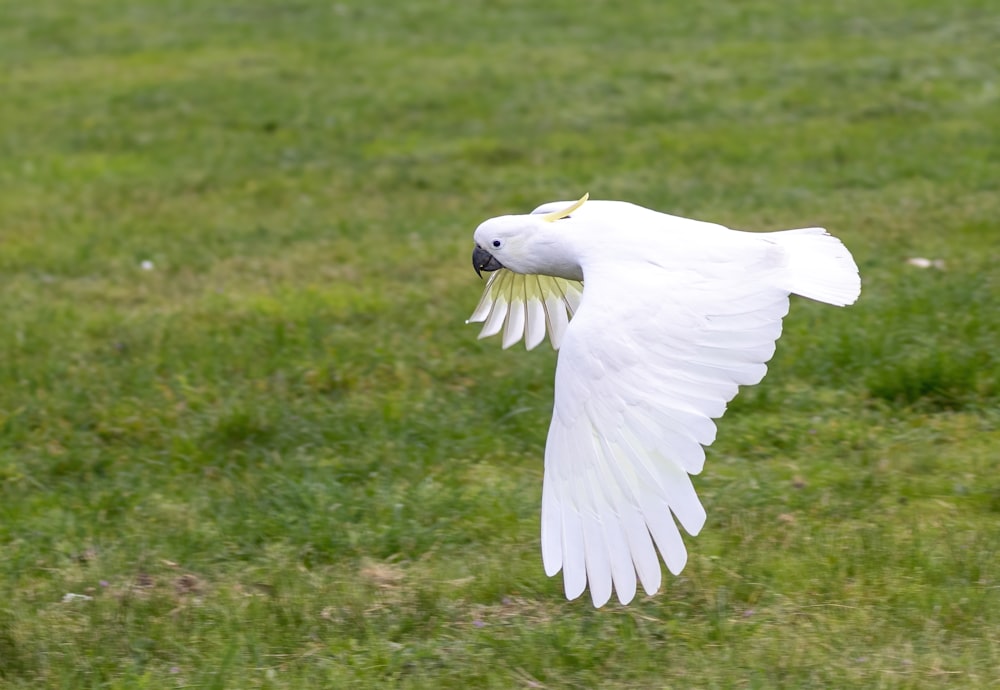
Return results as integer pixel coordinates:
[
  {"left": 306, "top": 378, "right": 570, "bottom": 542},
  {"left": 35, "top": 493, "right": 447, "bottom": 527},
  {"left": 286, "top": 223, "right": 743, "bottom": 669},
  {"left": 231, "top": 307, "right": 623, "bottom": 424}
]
[{"left": 468, "top": 195, "right": 860, "bottom": 607}]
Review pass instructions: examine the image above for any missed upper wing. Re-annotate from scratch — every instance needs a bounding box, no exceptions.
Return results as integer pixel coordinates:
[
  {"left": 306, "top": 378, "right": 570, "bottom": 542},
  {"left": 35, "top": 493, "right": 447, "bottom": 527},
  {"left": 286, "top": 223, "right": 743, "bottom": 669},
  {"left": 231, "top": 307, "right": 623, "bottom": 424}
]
[
  {"left": 540, "top": 260, "right": 792, "bottom": 607},
  {"left": 467, "top": 269, "right": 584, "bottom": 350}
]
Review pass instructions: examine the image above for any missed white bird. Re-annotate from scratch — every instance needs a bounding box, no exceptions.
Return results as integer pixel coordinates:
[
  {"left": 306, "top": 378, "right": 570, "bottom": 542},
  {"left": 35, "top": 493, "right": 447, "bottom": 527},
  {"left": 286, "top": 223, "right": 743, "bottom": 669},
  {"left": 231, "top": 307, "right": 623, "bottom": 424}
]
[{"left": 468, "top": 194, "right": 860, "bottom": 607}]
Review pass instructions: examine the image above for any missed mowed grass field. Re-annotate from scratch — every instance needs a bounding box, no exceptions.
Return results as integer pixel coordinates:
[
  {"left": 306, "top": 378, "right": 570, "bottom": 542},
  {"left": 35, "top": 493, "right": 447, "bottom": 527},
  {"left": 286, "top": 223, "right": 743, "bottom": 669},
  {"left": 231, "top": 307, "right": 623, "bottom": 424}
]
[{"left": 1, "top": 0, "right": 999, "bottom": 687}]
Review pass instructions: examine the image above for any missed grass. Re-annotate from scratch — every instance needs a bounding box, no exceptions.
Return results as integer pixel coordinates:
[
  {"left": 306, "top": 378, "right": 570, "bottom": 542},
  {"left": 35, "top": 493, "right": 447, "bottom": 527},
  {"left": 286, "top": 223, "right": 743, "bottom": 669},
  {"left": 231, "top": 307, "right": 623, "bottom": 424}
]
[{"left": 1, "top": 0, "right": 999, "bottom": 687}]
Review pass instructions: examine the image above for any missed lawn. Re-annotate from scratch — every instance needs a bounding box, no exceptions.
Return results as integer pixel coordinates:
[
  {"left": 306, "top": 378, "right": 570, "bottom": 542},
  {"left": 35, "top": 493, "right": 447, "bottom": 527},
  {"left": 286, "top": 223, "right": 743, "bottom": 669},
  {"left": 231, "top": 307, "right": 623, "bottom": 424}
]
[{"left": 1, "top": 0, "right": 998, "bottom": 687}]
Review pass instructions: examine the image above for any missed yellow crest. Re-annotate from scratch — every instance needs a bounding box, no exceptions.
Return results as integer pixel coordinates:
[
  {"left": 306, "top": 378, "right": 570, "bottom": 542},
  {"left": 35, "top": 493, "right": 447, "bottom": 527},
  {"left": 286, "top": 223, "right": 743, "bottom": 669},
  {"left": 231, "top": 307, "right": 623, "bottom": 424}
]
[{"left": 541, "top": 193, "right": 589, "bottom": 222}]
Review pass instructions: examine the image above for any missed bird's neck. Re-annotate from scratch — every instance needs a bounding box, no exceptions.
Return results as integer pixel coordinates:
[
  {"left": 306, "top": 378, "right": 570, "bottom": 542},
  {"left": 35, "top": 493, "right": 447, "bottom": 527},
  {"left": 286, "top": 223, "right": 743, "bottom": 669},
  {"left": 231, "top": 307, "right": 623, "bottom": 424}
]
[{"left": 525, "top": 226, "right": 585, "bottom": 281}]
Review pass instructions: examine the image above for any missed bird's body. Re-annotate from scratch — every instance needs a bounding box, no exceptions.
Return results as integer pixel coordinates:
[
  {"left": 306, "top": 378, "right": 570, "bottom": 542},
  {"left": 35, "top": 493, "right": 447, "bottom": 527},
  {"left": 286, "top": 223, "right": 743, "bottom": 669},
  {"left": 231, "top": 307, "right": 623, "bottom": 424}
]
[{"left": 468, "top": 196, "right": 860, "bottom": 607}]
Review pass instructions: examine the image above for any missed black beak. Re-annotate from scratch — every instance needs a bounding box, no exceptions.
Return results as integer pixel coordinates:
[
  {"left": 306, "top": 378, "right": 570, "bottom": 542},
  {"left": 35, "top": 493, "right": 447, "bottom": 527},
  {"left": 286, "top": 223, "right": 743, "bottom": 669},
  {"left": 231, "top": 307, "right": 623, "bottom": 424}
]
[{"left": 473, "top": 245, "right": 503, "bottom": 278}]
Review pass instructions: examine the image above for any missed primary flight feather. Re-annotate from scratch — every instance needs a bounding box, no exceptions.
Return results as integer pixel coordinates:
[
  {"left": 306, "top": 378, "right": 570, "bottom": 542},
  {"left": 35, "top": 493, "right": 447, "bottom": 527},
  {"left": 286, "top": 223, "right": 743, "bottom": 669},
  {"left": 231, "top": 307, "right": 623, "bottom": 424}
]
[{"left": 467, "top": 194, "right": 860, "bottom": 607}]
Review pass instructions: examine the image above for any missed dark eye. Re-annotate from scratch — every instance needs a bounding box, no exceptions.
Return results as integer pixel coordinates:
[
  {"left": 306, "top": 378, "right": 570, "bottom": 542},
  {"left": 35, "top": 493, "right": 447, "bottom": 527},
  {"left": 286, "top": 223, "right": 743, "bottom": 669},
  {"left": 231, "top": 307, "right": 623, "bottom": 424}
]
[{"left": 492, "top": 239, "right": 502, "bottom": 248}]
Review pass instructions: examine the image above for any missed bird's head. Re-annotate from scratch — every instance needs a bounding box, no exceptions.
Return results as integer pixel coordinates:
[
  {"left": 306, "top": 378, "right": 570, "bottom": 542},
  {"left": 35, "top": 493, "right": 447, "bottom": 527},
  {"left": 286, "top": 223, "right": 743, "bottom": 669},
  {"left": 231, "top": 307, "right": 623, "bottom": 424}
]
[{"left": 472, "top": 194, "right": 588, "bottom": 278}]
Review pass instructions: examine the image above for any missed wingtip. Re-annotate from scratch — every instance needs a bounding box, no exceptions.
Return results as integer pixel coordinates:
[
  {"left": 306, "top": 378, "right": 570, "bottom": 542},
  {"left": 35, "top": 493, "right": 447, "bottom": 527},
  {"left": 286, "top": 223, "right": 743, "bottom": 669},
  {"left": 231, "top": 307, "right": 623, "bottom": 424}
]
[
  {"left": 590, "top": 587, "right": 612, "bottom": 609},
  {"left": 614, "top": 580, "right": 638, "bottom": 606}
]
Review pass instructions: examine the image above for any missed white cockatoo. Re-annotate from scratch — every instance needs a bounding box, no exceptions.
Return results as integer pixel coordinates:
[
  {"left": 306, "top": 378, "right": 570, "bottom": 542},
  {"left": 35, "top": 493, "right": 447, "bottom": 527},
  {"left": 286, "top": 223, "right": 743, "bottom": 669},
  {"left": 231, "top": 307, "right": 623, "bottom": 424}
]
[{"left": 468, "top": 194, "right": 860, "bottom": 607}]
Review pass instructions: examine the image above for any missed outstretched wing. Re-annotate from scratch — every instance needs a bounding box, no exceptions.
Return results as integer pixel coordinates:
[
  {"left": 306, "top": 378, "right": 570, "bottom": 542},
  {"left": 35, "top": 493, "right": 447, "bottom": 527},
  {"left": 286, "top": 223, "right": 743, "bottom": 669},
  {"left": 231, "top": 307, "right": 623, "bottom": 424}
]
[
  {"left": 540, "top": 260, "right": 792, "bottom": 607},
  {"left": 467, "top": 270, "right": 583, "bottom": 350}
]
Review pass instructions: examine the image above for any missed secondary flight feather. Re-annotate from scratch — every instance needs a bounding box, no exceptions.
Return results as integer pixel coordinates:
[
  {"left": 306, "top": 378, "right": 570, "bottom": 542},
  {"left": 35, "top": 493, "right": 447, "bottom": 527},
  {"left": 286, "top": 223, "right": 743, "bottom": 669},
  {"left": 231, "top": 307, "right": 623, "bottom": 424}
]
[{"left": 467, "top": 194, "right": 861, "bottom": 607}]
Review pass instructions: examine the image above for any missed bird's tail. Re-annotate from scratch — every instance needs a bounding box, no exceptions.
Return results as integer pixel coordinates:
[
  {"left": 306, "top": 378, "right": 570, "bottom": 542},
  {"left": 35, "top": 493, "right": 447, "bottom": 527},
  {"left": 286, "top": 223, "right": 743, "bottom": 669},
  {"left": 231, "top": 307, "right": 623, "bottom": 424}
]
[{"left": 769, "top": 227, "right": 861, "bottom": 307}]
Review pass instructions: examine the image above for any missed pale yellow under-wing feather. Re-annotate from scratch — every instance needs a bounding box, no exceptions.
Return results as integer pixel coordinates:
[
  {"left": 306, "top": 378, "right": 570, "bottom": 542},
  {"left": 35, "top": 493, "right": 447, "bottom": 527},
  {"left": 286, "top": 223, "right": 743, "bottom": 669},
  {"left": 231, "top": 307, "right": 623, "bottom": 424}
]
[{"left": 466, "top": 269, "right": 583, "bottom": 350}]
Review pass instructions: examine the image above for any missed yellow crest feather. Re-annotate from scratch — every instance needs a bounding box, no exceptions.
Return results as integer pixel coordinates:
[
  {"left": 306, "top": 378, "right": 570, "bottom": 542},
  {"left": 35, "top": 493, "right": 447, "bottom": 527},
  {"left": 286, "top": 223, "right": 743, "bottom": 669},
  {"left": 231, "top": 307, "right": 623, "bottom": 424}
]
[{"left": 541, "top": 193, "right": 589, "bottom": 222}]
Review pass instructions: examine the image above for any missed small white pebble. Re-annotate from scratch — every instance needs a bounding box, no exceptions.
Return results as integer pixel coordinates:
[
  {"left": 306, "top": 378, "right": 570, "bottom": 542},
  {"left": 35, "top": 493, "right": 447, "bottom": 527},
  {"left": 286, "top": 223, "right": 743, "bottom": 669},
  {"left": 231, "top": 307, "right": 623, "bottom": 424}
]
[
  {"left": 140, "top": 260, "right": 155, "bottom": 271},
  {"left": 62, "top": 593, "right": 93, "bottom": 602},
  {"left": 906, "top": 257, "right": 945, "bottom": 270}
]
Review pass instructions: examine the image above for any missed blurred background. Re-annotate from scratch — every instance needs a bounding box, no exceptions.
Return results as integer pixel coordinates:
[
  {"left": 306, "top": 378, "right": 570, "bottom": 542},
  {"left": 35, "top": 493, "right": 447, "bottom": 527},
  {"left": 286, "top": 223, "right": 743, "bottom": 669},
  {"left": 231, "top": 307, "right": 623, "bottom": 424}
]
[{"left": 1, "top": 1, "right": 997, "bottom": 687}]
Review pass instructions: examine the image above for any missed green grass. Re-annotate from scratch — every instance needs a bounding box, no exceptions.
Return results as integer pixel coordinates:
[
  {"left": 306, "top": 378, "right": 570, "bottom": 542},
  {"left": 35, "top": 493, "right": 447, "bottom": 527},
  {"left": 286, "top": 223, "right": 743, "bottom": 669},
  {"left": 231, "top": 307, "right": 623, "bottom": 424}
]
[{"left": 1, "top": 0, "right": 999, "bottom": 687}]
